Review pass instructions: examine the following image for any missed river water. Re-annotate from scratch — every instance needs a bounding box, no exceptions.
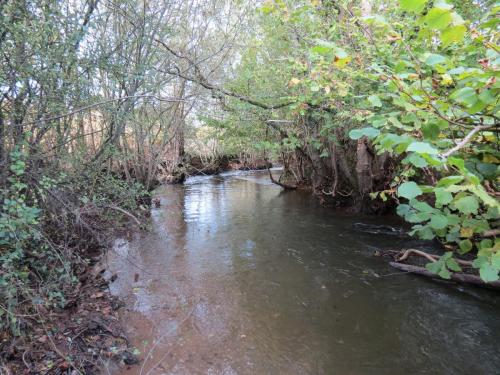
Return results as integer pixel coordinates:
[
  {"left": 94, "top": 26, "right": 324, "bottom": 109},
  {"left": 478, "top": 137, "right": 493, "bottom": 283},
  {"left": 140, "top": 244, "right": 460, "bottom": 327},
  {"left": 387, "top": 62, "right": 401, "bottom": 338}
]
[{"left": 106, "top": 170, "right": 500, "bottom": 375}]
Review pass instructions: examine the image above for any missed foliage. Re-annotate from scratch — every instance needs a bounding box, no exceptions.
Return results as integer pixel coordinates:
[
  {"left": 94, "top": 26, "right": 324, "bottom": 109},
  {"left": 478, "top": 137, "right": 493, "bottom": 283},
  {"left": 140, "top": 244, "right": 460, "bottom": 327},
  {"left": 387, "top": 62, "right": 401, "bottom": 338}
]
[
  {"left": 0, "top": 0, "right": 498, "bottom": 355},
  {"left": 220, "top": 0, "right": 499, "bottom": 282},
  {"left": 0, "top": 145, "right": 149, "bottom": 335},
  {"left": 0, "top": 148, "right": 42, "bottom": 334},
  {"left": 0, "top": 0, "right": 250, "bottom": 348},
  {"left": 354, "top": 1, "right": 500, "bottom": 281}
]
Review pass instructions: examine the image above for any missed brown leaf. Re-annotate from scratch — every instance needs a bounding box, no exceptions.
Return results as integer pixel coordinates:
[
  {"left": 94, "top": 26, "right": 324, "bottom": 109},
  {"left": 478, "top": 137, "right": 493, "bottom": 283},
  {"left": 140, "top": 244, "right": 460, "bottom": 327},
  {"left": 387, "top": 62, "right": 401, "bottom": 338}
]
[
  {"left": 38, "top": 335, "right": 48, "bottom": 343},
  {"left": 102, "top": 306, "right": 112, "bottom": 315}
]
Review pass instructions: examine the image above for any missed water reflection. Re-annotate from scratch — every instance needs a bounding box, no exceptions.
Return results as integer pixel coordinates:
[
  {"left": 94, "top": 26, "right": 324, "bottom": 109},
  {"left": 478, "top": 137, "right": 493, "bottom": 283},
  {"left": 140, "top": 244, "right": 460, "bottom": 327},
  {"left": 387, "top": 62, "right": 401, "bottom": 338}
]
[{"left": 107, "top": 170, "right": 500, "bottom": 375}]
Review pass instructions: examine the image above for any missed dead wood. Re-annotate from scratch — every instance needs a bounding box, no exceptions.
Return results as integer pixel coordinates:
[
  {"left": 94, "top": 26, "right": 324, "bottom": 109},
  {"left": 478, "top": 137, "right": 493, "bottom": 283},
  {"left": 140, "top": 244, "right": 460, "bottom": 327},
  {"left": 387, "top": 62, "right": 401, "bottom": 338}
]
[{"left": 389, "top": 262, "right": 500, "bottom": 290}]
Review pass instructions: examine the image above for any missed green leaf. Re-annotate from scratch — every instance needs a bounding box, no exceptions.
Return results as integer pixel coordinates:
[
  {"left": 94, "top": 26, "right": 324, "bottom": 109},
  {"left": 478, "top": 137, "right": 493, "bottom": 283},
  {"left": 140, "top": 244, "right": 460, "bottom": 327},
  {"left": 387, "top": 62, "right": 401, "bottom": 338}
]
[
  {"left": 479, "top": 263, "right": 499, "bottom": 282},
  {"left": 399, "top": 0, "right": 427, "bottom": 13},
  {"left": 473, "top": 255, "right": 488, "bottom": 269},
  {"left": 411, "top": 200, "right": 434, "bottom": 213},
  {"left": 406, "top": 142, "right": 439, "bottom": 155},
  {"left": 424, "top": 8, "right": 452, "bottom": 30},
  {"left": 446, "top": 258, "right": 462, "bottom": 272},
  {"left": 398, "top": 181, "right": 423, "bottom": 200},
  {"left": 349, "top": 127, "right": 380, "bottom": 140},
  {"left": 459, "top": 239, "right": 473, "bottom": 254},
  {"left": 450, "top": 87, "right": 477, "bottom": 106},
  {"left": 407, "top": 212, "right": 433, "bottom": 223},
  {"left": 311, "top": 45, "right": 332, "bottom": 55},
  {"left": 434, "top": 188, "right": 453, "bottom": 206},
  {"left": 441, "top": 25, "right": 467, "bottom": 46},
  {"left": 311, "top": 40, "right": 335, "bottom": 55},
  {"left": 396, "top": 204, "right": 411, "bottom": 217},
  {"left": 426, "top": 260, "right": 442, "bottom": 274},
  {"left": 417, "top": 226, "right": 435, "bottom": 240},
  {"left": 478, "top": 89, "right": 495, "bottom": 105},
  {"left": 468, "top": 185, "right": 500, "bottom": 208},
  {"left": 425, "top": 53, "right": 446, "bottom": 66},
  {"left": 260, "top": 5, "right": 274, "bottom": 14},
  {"left": 368, "top": 95, "right": 382, "bottom": 107},
  {"left": 437, "top": 175, "right": 463, "bottom": 187},
  {"left": 438, "top": 267, "right": 451, "bottom": 279},
  {"left": 430, "top": 214, "right": 448, "bottom": 229},
  {"left": 476, "top": 162, "right": 497, "bottom": 178},
  {"left": 454, "top": 195, "right": 479, "bottom": 215},
  {"left": 407, "top": 153, "right": 428, "bottom": 167},
  {"left": 422, "top": 122, "right": 440, "bottom": 140},
  {"left": 492, "top": 253, "right": 500, "bottom": 269}
]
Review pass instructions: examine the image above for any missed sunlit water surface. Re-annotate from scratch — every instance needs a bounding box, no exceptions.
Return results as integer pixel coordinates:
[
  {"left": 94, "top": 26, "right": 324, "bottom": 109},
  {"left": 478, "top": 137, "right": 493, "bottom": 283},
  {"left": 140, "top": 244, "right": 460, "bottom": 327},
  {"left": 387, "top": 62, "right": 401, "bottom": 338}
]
[{"left": 106, "top": 170, "right": 500, "bottom": 375}]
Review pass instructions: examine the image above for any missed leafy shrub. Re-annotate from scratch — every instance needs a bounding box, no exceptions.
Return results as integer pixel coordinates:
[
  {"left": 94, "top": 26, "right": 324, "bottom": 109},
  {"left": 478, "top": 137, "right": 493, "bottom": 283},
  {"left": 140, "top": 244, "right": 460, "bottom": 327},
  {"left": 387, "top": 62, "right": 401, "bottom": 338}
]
[
  {"left": 0, "top": 147, "right": 149, "bottom": 335},
  {"left": 348, "top": 1, "right": 500, "bottom": 281}
]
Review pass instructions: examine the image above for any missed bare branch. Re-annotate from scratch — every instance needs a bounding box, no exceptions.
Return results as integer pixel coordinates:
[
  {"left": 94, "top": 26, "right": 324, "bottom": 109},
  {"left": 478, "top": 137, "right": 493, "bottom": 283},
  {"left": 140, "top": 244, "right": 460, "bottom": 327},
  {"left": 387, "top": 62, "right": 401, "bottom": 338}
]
[
  {"left": 15, "top": 95, "right": 186, "bottom": 128},
  {"left": 440, "top": 124, "right": 496, "bottom": 159}
]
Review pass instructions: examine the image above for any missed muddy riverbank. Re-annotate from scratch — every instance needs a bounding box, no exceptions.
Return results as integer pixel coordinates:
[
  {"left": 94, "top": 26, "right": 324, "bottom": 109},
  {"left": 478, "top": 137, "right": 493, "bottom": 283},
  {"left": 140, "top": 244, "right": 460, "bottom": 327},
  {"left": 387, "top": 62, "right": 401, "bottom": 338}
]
[{"left": 106, "top": 170, "right": 500, "bottom": 375}]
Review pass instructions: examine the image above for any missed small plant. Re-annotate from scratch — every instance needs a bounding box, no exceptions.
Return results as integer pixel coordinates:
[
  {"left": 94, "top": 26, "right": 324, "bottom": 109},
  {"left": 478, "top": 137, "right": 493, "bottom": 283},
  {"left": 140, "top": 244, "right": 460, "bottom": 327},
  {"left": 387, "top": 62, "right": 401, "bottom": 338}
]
[{"left": 0, "top": 147, "right": 42, "bottom": 334}]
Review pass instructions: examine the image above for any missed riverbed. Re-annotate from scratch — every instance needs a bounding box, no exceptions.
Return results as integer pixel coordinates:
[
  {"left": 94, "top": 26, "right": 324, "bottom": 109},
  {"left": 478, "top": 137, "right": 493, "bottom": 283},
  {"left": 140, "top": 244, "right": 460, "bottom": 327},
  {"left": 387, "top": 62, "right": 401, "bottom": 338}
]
[{"left": 106, "top": 170, "right": 500, "bottom": 374}]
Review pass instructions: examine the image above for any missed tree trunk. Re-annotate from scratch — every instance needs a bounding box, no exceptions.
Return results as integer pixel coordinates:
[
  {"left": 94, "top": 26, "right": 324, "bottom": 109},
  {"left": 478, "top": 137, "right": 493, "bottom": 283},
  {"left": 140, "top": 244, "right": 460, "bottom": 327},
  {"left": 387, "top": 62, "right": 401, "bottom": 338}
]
[{"left": 355, "top": 137, "right": 373, "bottom": 196}]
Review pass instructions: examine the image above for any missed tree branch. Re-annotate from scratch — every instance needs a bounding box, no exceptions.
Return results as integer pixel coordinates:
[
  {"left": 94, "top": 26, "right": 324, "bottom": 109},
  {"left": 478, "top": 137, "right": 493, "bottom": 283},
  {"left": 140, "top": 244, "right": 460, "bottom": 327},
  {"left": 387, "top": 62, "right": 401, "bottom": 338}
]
[
  {"left": 155, "top": 39, "right": 295, "bottom": 110},
  {"left": 440, "top": 124, "right": 496, "bottom": 159},
  {"left": 17, "top": 95, "right": 185, "bottom": 128}
]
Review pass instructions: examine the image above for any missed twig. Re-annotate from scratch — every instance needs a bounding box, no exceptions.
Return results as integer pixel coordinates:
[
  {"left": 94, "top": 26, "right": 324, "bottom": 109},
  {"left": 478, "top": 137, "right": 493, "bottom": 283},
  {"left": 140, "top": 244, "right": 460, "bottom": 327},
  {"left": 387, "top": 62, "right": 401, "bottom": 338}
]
[
  {"left": 396, "top": 249, "right": 473, "bottom": 266},
  {"left": 440, "top": 124, "right": 496, "bottom": 158},
  {"left": 139, "top": 303, "right": 197, "bottom": 375},
  {"left": 482, "top": 228, "right": 500, "bottom": 237},
  {"left": 35, "top": 306, "right": 83, "bottom": 375},
  {"left": 17, "top": 95, "right": 185, "bottom": 128},
  {"left": 397, "top": 249, "right": 437, "bottom": 263},
  {"left": 22, "top": 350, "right": 30, "bottom": 370},
  {"left": 101, "top": 205, "right": 141, "bottom": 226}
]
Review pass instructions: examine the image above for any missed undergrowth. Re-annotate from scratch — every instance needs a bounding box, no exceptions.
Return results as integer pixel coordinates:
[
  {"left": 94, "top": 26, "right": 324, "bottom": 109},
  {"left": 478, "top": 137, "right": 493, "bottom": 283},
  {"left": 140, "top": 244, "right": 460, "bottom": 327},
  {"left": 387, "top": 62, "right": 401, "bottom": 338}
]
[{"left": 0, "top": 146, "right": 149, "bottom": 341}]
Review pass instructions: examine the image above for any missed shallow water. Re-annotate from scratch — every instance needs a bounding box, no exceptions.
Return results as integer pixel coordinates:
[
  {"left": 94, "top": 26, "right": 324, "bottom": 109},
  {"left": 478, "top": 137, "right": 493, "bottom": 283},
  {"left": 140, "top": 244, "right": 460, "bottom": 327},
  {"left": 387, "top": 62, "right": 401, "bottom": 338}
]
[{"left": 106, "top": 170, "right": 500, "bottom": 375}]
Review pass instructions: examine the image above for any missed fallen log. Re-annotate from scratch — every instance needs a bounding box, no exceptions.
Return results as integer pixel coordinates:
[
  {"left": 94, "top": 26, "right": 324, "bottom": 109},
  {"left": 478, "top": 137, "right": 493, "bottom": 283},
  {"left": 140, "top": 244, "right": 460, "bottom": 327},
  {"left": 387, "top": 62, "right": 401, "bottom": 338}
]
[{"left": 389, "top": 262, "right": 500, "bottom": 290}]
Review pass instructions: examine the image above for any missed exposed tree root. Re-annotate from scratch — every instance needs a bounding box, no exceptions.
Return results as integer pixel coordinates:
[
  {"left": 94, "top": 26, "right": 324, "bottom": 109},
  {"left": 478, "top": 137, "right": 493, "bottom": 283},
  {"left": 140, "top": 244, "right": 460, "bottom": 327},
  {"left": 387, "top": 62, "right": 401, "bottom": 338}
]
[{"left": 267, "top": 167, "right": 297, "bottom": 190}]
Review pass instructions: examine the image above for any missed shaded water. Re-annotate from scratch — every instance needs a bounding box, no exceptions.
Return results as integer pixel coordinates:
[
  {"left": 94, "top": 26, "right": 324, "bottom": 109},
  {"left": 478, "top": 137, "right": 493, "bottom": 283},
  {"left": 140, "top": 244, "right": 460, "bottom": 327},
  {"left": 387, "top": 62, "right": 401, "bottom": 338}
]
[{"left": 106, "top": 170, "right": 500, "bottom": 375}]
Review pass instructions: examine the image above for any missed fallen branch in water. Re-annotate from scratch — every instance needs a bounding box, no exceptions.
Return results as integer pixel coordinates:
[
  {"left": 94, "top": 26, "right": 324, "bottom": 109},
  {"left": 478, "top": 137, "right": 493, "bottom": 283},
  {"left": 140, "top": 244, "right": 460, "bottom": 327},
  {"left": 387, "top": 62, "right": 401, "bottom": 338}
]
[
  {"left": 389, "top": 262, "right": 500, "bottom": 290},
  {"left": 397, "top": 249, "right": 437, "bottom": 263},
  {"left": 482, "top": 228, "right": 500, "bottom": 238},
  {"left": 396, "top": 249, "right": 473, "bottom": 266}
]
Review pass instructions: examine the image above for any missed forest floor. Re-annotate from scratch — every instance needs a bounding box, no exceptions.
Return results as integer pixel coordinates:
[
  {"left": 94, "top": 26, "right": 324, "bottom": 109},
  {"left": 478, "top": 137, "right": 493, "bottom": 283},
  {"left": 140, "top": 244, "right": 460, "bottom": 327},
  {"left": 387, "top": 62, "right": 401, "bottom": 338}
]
[{"left": 1, "top": 242, "right": 140, "bottom": 374}]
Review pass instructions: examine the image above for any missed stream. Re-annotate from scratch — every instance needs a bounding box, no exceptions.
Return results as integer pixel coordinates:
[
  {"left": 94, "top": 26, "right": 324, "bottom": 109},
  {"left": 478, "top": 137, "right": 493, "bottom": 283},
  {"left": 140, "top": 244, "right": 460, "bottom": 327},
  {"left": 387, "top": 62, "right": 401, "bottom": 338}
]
[{"left": 106, "top": 170, "right": 500, "bottom": 375}]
